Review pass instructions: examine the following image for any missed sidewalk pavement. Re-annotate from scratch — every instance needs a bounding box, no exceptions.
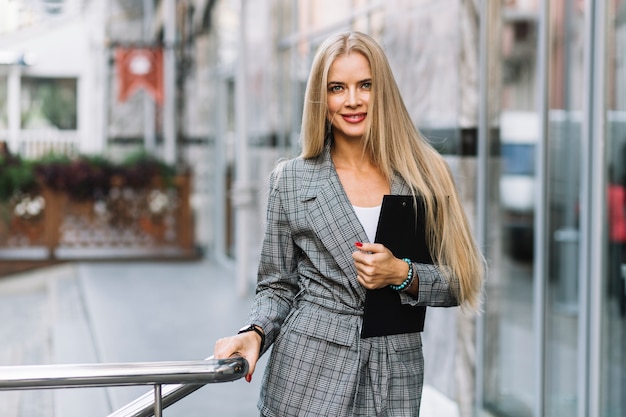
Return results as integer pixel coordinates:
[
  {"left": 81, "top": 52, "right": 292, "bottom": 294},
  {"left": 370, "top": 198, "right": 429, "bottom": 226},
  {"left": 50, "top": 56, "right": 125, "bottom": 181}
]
[{"left": 0, "top": 260, "right": 459, "bottom": 417}]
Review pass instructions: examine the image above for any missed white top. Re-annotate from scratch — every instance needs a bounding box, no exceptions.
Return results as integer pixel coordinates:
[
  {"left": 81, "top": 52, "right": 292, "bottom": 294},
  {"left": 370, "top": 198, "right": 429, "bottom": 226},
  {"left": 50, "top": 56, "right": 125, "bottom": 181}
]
[{"left": 353, "top": 205, "right": 382, "bottom": 243}]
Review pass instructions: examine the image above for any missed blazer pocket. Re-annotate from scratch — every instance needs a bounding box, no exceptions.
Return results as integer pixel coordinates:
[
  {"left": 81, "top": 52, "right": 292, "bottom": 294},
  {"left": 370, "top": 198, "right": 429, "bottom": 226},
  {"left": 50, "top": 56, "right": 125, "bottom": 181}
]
[
  {"left": 388, "top": 332, "right": 422, "bottom": 352},
  {"left": 288, "top": 308, "right": 357, "bottom": 347}
]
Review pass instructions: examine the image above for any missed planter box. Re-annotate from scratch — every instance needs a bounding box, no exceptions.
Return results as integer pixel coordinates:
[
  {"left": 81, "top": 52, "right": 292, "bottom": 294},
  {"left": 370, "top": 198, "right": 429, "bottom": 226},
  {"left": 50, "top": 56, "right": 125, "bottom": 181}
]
[{"left": 0, "top": 174, "right": 195, "bottom": 260}]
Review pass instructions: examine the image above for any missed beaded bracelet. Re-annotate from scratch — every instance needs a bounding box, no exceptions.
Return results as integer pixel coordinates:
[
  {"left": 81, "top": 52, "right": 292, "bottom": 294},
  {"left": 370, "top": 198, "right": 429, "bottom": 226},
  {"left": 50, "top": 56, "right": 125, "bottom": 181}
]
[{"left": 389, "top": 258, "right": 414, "bottom": 291}]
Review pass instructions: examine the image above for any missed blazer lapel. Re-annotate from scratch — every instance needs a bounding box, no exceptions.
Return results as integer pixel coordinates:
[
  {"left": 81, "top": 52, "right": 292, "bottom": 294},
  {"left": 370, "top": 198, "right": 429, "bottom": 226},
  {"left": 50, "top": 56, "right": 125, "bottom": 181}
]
[
  {"left": 299, "top": 144, "right": 368, "bottom": 284},
  {"left": 390, "top": 172, "right": 412, "bottom": 196},
  {"left": 297, "top": 143, "right": 414, "bottom": 294}
]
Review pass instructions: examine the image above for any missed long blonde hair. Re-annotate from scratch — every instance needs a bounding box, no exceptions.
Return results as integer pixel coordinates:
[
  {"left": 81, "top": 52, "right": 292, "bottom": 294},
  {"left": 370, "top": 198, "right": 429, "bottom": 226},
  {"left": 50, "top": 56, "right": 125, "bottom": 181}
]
[{"left": 300, "top": 31, "right": 484, "bottom": 311}]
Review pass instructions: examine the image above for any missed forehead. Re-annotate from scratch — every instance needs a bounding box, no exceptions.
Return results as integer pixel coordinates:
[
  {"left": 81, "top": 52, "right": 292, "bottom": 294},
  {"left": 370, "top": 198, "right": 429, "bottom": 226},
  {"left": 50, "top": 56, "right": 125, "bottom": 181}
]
[{"left": 328, "top": 52, "right": 371, "bottom": 80}]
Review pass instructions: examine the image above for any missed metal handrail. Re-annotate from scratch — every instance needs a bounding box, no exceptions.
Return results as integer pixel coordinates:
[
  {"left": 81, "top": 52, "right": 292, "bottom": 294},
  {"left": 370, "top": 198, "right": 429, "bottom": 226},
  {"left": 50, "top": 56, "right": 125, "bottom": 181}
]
[
  {"left": 0, "top": 356, "right": 248, "bottom": 417},
  {"left": 107, "top": 356, "right": 239, "bottom": 417}
]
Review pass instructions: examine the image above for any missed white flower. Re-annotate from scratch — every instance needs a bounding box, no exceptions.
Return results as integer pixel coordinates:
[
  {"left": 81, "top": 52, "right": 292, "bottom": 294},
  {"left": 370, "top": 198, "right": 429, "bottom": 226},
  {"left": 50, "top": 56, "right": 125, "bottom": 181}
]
[{"left": 148, "top": 190, "right": 169, "bottom": 214}]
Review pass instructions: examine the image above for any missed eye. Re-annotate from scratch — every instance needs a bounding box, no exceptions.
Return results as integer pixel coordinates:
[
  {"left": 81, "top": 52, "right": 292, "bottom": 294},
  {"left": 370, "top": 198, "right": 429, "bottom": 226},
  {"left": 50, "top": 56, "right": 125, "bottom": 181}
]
[
  {"left": 328, "top": 84, "right": 344, "bottom": 93},
  {"left": 361, "top": 81, "right": 372, "bottom": 90}
]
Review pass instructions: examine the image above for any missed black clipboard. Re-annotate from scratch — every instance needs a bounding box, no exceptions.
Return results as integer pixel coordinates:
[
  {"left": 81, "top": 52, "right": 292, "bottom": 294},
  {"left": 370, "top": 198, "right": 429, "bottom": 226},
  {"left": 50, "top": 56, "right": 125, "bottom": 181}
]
[{"left": 360, "top": 195, "right": 432, "bottom": 338}]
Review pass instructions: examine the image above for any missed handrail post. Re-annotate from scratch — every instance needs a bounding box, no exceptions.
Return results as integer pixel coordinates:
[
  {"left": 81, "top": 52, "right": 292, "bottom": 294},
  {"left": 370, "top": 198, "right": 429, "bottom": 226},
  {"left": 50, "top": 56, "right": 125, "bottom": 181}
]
[{"left": 154, "top": 384, "right": 163, "bottom": 417}]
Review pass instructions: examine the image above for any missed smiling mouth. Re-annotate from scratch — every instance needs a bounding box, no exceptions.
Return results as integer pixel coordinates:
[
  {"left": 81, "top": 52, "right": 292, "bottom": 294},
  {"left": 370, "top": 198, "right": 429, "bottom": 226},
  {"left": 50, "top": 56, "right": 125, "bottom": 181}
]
[{"left": 342, "top": 113, "right": 366, "bottom": 123}]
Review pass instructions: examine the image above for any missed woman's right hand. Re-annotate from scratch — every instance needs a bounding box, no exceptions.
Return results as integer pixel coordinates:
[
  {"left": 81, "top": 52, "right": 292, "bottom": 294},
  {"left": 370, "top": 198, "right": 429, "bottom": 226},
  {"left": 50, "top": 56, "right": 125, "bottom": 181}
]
[{"left": 213, "top": 330, "right": 262, "bottom": 382}]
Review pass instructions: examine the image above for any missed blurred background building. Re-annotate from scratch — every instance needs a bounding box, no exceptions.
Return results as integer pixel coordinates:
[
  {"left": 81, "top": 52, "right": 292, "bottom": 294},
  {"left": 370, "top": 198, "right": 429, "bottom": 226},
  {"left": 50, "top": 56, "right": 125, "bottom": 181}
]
[{"left": 0, "top": 0, "right": 624, "bottom": 416}]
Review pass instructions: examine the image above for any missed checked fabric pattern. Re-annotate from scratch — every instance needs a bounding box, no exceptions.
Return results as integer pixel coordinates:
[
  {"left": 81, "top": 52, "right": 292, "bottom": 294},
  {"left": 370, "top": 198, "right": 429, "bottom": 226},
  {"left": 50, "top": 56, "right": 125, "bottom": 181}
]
[{"left": 247, "top": 141, "right": 460, "bottom": 416}]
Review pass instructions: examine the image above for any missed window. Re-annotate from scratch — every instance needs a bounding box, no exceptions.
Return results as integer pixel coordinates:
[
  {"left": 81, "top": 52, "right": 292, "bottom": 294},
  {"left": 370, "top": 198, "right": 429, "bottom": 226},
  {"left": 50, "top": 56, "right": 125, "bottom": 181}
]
[{"left": 20, "top": 77, "right": 77, "bottom": 130}]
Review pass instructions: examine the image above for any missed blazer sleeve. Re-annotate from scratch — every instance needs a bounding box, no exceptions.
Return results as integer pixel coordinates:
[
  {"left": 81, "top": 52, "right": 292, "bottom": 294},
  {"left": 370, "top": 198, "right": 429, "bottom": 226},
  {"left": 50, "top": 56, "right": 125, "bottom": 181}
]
[
  {"left": 247, "top": 168, "right": 300, "bottom": 354},
  {"left": 399, "top": 262, "right": 460, "bottom": 307}
]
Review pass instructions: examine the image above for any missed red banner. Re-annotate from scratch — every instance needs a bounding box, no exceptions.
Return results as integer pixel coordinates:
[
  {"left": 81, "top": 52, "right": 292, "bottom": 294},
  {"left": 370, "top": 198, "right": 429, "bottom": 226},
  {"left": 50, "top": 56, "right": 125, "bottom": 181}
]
[{"left": 115, "top": 47, "right": 163, "bottom": 104}]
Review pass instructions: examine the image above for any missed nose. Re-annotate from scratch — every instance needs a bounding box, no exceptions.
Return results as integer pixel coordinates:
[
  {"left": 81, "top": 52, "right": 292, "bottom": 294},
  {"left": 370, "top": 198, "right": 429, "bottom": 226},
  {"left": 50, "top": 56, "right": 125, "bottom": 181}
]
[{"left": 346, "top": 88, "right": 360, "bottom": 107}]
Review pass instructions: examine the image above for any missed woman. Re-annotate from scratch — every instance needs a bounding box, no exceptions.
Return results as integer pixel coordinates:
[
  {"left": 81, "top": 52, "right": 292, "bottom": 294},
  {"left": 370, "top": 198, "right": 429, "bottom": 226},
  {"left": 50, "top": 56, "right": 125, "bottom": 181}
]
[{"left": 214, "top": 31, "right": 484, "bottom": 416}]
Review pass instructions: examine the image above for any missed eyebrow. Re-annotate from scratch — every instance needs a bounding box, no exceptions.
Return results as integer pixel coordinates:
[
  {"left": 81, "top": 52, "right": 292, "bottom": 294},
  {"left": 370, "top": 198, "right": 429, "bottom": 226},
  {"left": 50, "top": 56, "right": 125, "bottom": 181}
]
[{"left": 327, "top": 78, "right": 372, "bottom": 86}]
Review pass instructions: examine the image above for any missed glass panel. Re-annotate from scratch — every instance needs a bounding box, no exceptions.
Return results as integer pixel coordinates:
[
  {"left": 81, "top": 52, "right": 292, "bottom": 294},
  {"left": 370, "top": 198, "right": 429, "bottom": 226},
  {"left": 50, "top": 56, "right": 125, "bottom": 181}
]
[
  {"left": 545, "top": 1, "right": 586, "bottom": 415},
  {"left": 602, "top": 2, "right": 626, "bottom": 416},
  {"left": 20, "top": 77, "right": 77, "bottom": 130},
  {"left": 483, "top": 2, "right": 537, "bottom": 416}
]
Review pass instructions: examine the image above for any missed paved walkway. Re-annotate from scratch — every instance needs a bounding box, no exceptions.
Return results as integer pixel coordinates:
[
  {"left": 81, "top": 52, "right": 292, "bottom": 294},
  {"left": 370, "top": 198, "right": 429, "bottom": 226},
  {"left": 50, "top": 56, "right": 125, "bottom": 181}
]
[{"left": 0, "top": 260, "right": 460, "bottom": 416}]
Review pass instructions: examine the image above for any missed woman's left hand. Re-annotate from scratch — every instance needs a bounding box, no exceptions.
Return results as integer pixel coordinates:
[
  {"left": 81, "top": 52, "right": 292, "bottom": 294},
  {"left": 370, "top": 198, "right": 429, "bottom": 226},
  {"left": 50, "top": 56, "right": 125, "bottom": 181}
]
[{"left": 352, "top": 242, "right": 409, "bottom": 289}]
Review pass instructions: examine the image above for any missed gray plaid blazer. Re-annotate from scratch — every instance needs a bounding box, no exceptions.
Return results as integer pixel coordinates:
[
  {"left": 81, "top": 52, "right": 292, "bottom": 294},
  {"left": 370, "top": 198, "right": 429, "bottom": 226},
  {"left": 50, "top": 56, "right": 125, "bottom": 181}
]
[{"left": 247, "top": 142, "right": 459, "bottom": 416}]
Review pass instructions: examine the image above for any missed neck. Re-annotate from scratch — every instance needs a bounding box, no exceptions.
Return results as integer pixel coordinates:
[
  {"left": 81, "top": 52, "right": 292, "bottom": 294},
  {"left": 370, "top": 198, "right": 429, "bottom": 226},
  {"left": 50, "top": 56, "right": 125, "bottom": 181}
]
[{"left": 331, "top": 139, "right": 374, "bottom": 171}]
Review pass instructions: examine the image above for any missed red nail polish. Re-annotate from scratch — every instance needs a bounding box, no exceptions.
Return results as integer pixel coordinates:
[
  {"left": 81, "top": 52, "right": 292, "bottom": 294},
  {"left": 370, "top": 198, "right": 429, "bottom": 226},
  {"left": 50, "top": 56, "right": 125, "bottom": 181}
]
[
  {"left": 355, "top": 242, "right": 363, "bottom": 247},
  {"left": 245, "top": 374, "right": 252, "bottom": 383}
]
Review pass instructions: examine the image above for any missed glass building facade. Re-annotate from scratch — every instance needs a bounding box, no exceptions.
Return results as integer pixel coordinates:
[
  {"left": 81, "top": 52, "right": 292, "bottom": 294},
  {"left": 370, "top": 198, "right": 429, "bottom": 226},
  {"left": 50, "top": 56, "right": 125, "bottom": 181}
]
[{"left": 218, "top": 1, "right": 625, "bottom": 416}]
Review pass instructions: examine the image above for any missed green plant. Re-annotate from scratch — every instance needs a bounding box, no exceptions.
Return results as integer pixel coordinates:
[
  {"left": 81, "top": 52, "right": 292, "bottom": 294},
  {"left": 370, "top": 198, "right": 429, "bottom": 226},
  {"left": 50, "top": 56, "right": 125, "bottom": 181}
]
[
  {"left": 1, "top": 151, "right": 178, "bottom": 203},
  {"left": 35, "top": 151, "right": 178, "bottom": 201},
  {"left": 0, "top": 155, "right": 38, "bottom": 202},
  {"left": 120, "top": 150, "right": 177, "bottom": 189}
]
